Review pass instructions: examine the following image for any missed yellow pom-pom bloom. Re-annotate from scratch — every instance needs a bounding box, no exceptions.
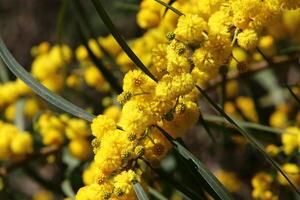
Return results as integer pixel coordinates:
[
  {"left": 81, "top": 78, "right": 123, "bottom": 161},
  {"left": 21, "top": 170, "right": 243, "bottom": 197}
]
[
  {"left": 237, "top": 29, "right": 259, "bottom": 50},
  {"left": 281, "top": 126, "right": 300, "bottom": 155},
  {"left": 10, "top": 132, "right": 33, "bottom": 155},
  {"left": 68, "top": 138, "right": 91, "bottom": 160},
  {"left": 91, "top": 115, "right": 117, "bottom": 139},
  {"left": 278, "top": 163, "right": 300, "bottom": 186},
  {"left": 174, "top": 14, "right": 208, "bottom": 43}
]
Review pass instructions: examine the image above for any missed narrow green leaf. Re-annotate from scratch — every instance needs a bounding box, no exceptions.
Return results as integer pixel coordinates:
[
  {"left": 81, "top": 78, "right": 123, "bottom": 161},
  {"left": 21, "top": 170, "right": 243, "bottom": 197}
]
[
  {"left": 256, "top": 47, "right": 274, "bottom": 66},
  {"left": 114, "top": 2, "right": 140, "bottom": 11},
  {"left": 133, "top": 181, "right": 150, "bottom": 200},
  {"left": 203, "top": 114, "right": 281, "bottom": 135},
  {"left": 163, "top": 0, "right": 178, "bottom": 16},
  {"left": 72, "top": 0, "right": 123, "bottom": 92},
  {"left": 62, "top": 179, "right": 76, "bottom": 198},
  {"left": 90, "top": 0, "right": 158, "bottom": 82},
  {"left": 148, "top": 187, "right": 168, "bottom": 200},
  {"left": 15, "top": 99, "right": 26, "bottom": 131},
  {"left": 286, "top": 83, "right": 300, "bottom": 106},
  {"left": 196, "top": 85, "right": 300, "bottom": 196},
  {"left": 0, "top": 39, "right": 95, "bottom": 122},
  {"left": 156, "top": 126, "right": 233, "bottom": 200},
  {"left": 199, "top": 113, "right": 216, "bottom": 143},
  {"left": 73, "top": 0, "right": 122, "bottom": 70},
  {"left": 143, "top": 159, "right": 203, "bottom": 200},
  {"left": 76, "top": 23, "right": 123, "bottom": 93},
  {"left": 0, "top": 57, "right": 9, "bottom": 82},
  {"left": 56, "top": 0, "right": 70, "bottom": 44},
  {"left": 279, "top": 46, "right": 300, "bottom": 55},
  {"left": 154, "top": 0, "right": 183, "bottom": 16}
]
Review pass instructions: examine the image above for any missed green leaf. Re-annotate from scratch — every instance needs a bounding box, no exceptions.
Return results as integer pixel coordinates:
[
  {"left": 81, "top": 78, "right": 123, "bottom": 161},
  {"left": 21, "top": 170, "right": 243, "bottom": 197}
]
[
  {"left": 279, "top": 46, "right": 300, "bottom": 55},
  {"left": 0, "top": 39, "right": 95, "bottom": 122},
  {"left": 196, "top": 85, "right": 300, "bottom": 196},
  {"left": 203, "top": 114, "right": 281, "bottom": 135},
  {"left": 154, "top": 0, "right": 183, "bottom": 16},
  {"left": 56, "top": 0, "right": 70, "bottom": 44},
  {"left": 90, "top": 0, "right": 158, "bottom": 82},
  {"left": 163, "top": 0, "right": 178, "bottom": 16},
  {"left": 156, "top": 126, "right": 233, "bottom": 200},
  {"left": 199, "top": 111, "right": 216, "bottom": 143},
  {"left": 144, "top": 158, "right": 203, "bottom": 200},
  {"left": 286, "top": 83, "right": 300, "bottom": 106},
  {"left": 15, "top": 98, "right": 26, "bottom": 131},
  {"left": 148, "top": 187, "right": 168, "bottom": 200},
  {"left": 114, "top": 2, "right": 140, "bottom": 12},
  {"left": 0, "top": 57, "right": 9, "bottom": 82},
  {"left": 133, "top": 181, "right": 150, "bottom": 200},
  {"left": 74, "top": 18, "right": 123, "bottom": 93}
]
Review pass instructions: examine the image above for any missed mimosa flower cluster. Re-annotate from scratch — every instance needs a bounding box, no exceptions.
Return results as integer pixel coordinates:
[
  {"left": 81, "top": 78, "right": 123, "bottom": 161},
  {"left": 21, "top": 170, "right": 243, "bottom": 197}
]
[
  {"left": 37, "top": 112, "right": 91, "bottom": 160},
  {"left": 0, "top": 121, "right": 33, "bottom": 160},
  {"left": 76, "top": 0, "right": 300, "bottom": 199}
]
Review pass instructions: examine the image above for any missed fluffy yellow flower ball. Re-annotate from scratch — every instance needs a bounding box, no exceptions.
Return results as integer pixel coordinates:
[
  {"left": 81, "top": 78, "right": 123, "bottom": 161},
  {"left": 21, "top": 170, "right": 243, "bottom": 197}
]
[
  {"left": 237, "top": 29, "right": 259, "bottom": 50},
  {"left": 68, "top": 138, "right": 91, "bottom": 160},
  {"left": 278, "top": 163, "right": 300, "bottom": 186},
  {"left": 281, "top": 126, "right": 300, "bottom": 155},
  {"left": 174, "top": 14, "right": 208, "bottom": 43},
  {"left": 91, "top": 115, "right": 117, "bottom": 139},
  {"left": 10, "top": 132, "right": 33, "bottom": 155}
]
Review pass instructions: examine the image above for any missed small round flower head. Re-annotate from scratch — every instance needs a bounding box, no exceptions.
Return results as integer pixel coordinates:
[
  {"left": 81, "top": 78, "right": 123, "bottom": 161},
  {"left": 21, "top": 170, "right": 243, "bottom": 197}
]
[
  {"left": 141, "top": 127, "right": 171, "bottom": 162},
  {"left": 166, "top": 40, "right": 191, "bottom": 75},
  {"left": 76, "top": 183, "right": 114, "bottom": 200},
  {"left": 112, "top": 170, "right": 141, "bottom": 200},
  {"left": 235, "top": 96, "right": 258, "bottom": 122},
  {"left": 281, "top": 126, "right": 300, "bottom": 155},
  {"left": 208, "top": 9, "right": 232, "bottom": 36},
  {"left": 68, "top": 138, "right": 91, "bottom": 161},
  {"left": 123, "top": 70, "right": 156, "bottom": 94},
  {"left": 42, "top": 129, "right": 64, "bottom": 146},
  {"left": 151, "top": 44, "right": 168, "bottom": 79},
  {"left": 192, "top": 48, "right": 219, "bottom": 78},
  {"left": 84, "top": 66, "right": 105, "bottom": 89},
  {"left": 98, "top": 34, "right": 122, "bottom": 56},
  {"left": 104, "top": 106, "right": 121, "bottom": 123},
  {"left": 46, "top": 45, "right": 72, "bottom": 72},
  {"left": 155, "top": 73, "right": 194, "bottom": 101},
  {"left": 118, "top": 100, "right": 158, "bottom": 136},
  {"left": 76, "top": 45, "right": 89, "bottom": 61},
  {"left": 205, "top": 34, "right": 232, "bottom": 64},
  {"left": 82, "top": 161, "right": 98, "bottom": 185},
  {"left": 66, "top": 118, "right": 89, "bottom": 139},
  {"left": 174, "top": 14, "right": 208, "bottom": 43},
  {"left": 251, "top": 172, "right": 273, "bottom": 199},
  {"left": 10, "top": 132, "right": 33, "bottom": 156},
  {"left": 161, "top": 100, "right": 200, "bottom": 138},
  {"left": 237, "top": 29, "right": 259, "bottom": 50},
  {"left": 94, "top": 131, "right": 135, "bottom": 175},
  {"left": 215, "top": 170, "right": 242, "bottom": 193},
  {"left": 278, "top": 163, "right": 300, "bottom": 186},
  {"left": 91, "top": 115, "right": 117, "bottom": 139},
  {"left": 137, "top": 9, "right": 161, "bottom": 29}
]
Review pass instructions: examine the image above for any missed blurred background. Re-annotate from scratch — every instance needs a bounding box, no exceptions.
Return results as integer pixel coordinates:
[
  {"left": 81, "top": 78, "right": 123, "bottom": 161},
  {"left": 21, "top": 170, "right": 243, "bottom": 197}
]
[{"left": 0, "top": 0, "right": 139, "bottom": 67}]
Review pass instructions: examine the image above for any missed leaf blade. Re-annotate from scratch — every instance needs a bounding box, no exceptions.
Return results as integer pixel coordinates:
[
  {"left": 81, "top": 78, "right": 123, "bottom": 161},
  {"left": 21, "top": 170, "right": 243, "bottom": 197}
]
[
  {"left": 0, "top": 38, "right": 95, "bottom": 122},
  {"left": 196, "top": 85, "right": 300, "bottom": 196},
  {"left": 156, "top": 126, "right": 233, "bottom": 200},
  {"left": 133, "top": 181, "right": 150, "bottom": 200},
  {"left": 90, "top": 0, "right": 158, "bottom": 82}
]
